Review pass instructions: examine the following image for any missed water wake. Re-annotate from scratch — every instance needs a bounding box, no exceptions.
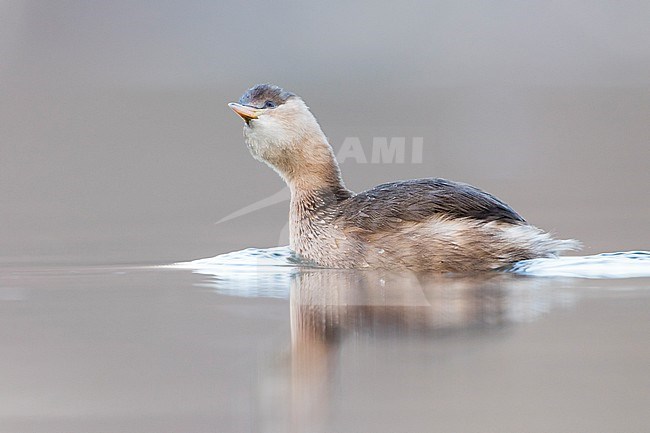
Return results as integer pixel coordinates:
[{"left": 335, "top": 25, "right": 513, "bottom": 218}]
[
  {"left": 171, "top": 247, "right": 299, "bottom": 298},
  {"left": 510, "top": 251, "right": 650, "bottom": 278},
  {"left": 172, "top": 248, "right": 650, "bottom": 279}
]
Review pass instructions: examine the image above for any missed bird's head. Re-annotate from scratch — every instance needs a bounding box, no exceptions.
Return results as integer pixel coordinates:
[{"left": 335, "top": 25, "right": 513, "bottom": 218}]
[{"left": 229, "top": 84, "right": 334, "bottom": 182}]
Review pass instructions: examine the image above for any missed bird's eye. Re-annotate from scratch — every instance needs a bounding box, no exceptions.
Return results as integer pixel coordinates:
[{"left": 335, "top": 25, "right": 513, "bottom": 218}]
[{"left": 263, "top": 100, "right": 276, "bottom": 109}]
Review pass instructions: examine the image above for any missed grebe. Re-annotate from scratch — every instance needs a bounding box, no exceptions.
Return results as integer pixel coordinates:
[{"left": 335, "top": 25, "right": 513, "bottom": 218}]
[{"left": 228, "top": 84, "right": 578, "bottom": 272}]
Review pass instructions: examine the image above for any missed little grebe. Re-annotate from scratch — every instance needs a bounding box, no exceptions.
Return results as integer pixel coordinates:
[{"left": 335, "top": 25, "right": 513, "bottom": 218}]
[{"left": 228, "top": 84, "right": 578, "bottom": 272}]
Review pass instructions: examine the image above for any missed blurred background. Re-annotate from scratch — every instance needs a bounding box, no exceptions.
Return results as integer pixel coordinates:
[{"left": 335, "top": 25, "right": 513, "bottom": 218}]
[{"left": 1, "top": 0, "right": 649, "bottom": 266}]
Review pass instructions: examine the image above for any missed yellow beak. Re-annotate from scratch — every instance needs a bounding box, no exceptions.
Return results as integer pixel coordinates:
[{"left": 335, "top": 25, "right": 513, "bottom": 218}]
[{"left": 228, "top": 102, "right": 260, "bottom": 123}]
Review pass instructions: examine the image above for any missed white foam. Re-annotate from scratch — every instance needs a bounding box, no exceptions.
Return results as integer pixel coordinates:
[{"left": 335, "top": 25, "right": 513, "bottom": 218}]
[
  {"left": 172, "top": 246, "right": 297, "bottom": 269},
  {"left": 168, "top": 246, "right": 299, "bottom": 299},
  {"left": 170, "top": 248, "right": 650, "bottom": 279},
  {"left": 511, "top": 251, "right": 650, "bottom": 279}
]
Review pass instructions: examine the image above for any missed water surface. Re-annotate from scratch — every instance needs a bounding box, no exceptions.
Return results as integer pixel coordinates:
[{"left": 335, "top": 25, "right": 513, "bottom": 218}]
[{"left": 2, "top": 253, "right": 650, "bottom": 433}]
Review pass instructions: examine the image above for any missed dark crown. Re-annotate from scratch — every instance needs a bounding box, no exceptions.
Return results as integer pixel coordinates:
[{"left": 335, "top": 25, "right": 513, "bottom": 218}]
[{"left": 238, "top": 84, "right": 295, "bottom": 108}]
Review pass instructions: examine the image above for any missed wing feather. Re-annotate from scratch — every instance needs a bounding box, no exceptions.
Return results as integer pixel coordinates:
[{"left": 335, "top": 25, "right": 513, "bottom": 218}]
[{"left": 337, "top": 178, "right": 525, "bottom": 231}]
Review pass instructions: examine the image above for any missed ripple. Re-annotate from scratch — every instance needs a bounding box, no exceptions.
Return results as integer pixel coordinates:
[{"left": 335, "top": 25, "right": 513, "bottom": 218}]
[
  {"left": 170, "top": 248, "right": 650, "bottom": 280},
  {"left": 170, "top": 246, "right": 300, "bottom": 299},
  {"left": 174, "top": 246, "right": 300, "bottom": 269},
  {"left": 510, "top": 251, "right": 650, "bottom": 278}
]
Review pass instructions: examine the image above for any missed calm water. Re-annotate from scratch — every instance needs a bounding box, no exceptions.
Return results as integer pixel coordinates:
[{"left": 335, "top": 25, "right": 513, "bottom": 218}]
[
  {"left": 1, "top": 252, "right": 650, "bottom": 433},
  {"left": 3, "top": 2, "right": 650, "bottom": 432}
]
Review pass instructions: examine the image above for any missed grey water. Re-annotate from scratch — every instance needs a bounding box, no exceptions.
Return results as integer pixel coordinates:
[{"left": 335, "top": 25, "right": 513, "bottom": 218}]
[
  {"left": 2, "top": 251, "right": 650, "bottom": 433},
  {"left": 3, "top": 2, "right": 650, "bottom": 432}
]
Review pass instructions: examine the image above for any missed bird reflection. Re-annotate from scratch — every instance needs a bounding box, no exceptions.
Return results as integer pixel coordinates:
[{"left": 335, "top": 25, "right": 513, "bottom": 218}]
[
  {"left": 190, "top": 264, "right": 573, "bottom": 432},
  {"left": 287, "top": 270, "right": 570, "bottom": 431},
  {"left": 292, "top": 270, "right": 518, "bottom": 341}
]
